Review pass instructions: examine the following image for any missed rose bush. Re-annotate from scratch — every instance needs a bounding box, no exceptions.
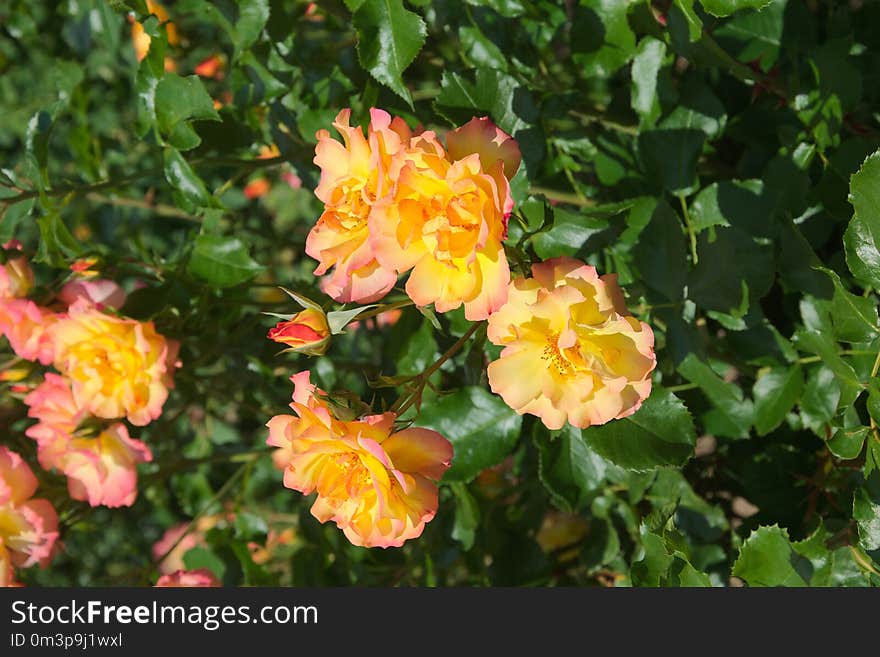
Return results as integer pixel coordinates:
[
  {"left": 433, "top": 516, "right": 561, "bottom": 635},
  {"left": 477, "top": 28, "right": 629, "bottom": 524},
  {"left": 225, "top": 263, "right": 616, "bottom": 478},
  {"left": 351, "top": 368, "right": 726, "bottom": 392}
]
[{"left": 1, "top": 0, "right": 880, "bottom": 587}]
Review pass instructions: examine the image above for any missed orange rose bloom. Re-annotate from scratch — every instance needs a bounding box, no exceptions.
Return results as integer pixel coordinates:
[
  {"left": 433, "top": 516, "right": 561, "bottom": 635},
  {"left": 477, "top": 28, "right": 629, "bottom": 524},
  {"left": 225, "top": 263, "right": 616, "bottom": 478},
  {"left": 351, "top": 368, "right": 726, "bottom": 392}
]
[
  {"left": 50, "top": 299, "right": 179, "bottom": 426},
  {"left": 0, "top": 447, "right": 59, "bottom": 578},
  {"left": 306, "top": 108, "right": 411, "bottom": 303},
  {"left": 267, "top": 372, "right": 453, "bottom": 548},
  {"left": 369, "top": 117, "right": 521, "bottom": 320},
  {"left": 0, "top": 299, "right": 57, "bottom": 365},
  {"left": 487, "top": 257, "right": 656, "bottom": 430}
]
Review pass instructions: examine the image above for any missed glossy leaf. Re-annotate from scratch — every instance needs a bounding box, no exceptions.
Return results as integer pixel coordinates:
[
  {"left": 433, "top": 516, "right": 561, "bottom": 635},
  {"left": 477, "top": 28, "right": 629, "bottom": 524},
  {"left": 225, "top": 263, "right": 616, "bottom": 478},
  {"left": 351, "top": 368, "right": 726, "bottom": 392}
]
[
  {"left": 581, "top": 388, "right": 696, "bottom": 472},
  {"left": 752, "top": 366, "right": 803, "bottom": 436},
  {"left": 353, "top": 0, "right": 426, "bottom": 106},
  {"left": 416, "top": 387, "right": 522, "bottom": 483},
  {"left": 188, "top": 234, "right": 264, "bottom": 287},
  {"left": 732, "top": 526, "right": 808, "bottom": 587}
]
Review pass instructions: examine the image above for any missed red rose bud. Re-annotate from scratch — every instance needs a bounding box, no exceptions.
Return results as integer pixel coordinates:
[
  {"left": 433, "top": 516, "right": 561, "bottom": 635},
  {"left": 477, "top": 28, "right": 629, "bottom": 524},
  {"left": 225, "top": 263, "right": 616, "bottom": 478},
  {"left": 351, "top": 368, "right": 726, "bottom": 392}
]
[{"left": 267, "top": 308, "right": 331, "bottom": 356}]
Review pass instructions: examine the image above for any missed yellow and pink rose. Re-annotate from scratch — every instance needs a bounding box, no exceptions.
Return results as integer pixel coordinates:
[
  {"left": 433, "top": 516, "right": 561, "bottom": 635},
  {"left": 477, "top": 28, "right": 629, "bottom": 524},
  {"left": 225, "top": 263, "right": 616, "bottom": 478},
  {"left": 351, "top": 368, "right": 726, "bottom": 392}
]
[
  {"left": 0, "top": 447, "right": 59, "bottom": 580},
  {"left": 267, "top": 371, "right": 452, "bottom": 548},
  {"left": 50, "top": 299, "right": 179, "bottom": 426},
  {"left": 487, "top": 257, "right": 655, "bottom": 430}
]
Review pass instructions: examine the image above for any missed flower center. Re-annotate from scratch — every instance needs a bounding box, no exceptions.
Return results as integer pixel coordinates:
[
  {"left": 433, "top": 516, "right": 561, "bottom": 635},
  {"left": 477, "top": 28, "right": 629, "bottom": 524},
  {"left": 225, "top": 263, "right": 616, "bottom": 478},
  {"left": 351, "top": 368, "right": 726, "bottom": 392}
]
[
  {"left": 541, "top": 332, "right": 572, "bottom": 376},
  {"left": 336, "top": 452, "right": 373, "bottom": 490}
]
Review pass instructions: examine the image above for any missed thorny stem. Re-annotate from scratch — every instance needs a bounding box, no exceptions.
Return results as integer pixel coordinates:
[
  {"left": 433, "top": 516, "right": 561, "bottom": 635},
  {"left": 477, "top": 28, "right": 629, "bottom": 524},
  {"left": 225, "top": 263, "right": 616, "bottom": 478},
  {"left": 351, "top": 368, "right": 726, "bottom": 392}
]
[
  {"left": 0, "top": 156, "right": 288, "bottom": 206},
  {"left": 390, "top": 321, "right": 484, "bottom": 416},
  {"left": 568, "top": 109, "right": 639, "bottom": 136},
  {"left": 149, "top": 449, "right": 270, "bottom": 476},
  {"left": 700, "top": 32, "right": 787, "bottom": 100},
  {"left": 85, "top": 192, "right": 201, "bottom": 222},
  {"left": 850, "top": 544, "right": 880, "bottom": 578},
  {"left": 797, "top": 350, "right": 878, "bottom": 364}
]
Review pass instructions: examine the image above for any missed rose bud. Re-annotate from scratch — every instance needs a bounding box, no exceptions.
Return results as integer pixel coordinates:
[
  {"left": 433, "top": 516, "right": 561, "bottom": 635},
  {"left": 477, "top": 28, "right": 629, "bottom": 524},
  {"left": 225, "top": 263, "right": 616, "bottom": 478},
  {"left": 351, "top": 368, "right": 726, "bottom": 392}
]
[{"left": 267, "top": 308, "right": 331, "bottom": 356}]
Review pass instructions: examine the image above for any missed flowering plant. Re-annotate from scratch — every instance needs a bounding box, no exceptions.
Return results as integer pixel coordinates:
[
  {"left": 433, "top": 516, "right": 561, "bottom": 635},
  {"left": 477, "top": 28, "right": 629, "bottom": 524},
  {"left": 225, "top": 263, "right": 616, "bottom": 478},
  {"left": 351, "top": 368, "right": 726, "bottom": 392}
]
[{"left": 1, "top": 0, "right": 879, "bottom": 588}]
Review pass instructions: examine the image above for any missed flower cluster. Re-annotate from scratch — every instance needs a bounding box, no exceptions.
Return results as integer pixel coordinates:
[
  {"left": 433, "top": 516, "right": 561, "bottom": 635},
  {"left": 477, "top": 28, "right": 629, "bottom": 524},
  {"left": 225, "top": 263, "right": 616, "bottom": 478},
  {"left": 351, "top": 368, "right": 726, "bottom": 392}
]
[
  {"left": 307, "top": 110, "right": 520, "bottom": 320},
  {"left": 266, "top": 372, "right": 452, "bottom": 548},
  {"left": 0, "top": 250, "right": 178, "bottom": 519},
  {"left": 266, "top": 110, "right": 656, "bottom": 550}
]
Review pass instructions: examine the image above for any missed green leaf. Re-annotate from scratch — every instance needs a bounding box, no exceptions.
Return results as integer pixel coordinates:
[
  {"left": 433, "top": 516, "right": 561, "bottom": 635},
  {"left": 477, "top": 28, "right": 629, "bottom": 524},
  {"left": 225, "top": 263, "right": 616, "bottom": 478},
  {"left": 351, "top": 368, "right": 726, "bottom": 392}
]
[
  {"left": 581, "top": 388, "right": 696, "bottom": 472},
  {"left": 827, "top": 426, "right": 869, "bottom": 460},
  {"left": 119, "top": 283, "right": 172, "bottom": 320},
  {"left": 187, "top": 234, "right": 264, "bottom": 288},
  {"left": 155, "top": 74, "right": 220, "bottom": 146},
  {"left": 278, "top": 287, "right": 324, "bottom": 313},
  {"left": 163, "top": 147, "right": 210, "bottom": 206},
  {"left": 752, "top": 366, "right": 803, "bottom": 436},
  {"left": 678, "top": 354, "right": 754, "bottom": 439},
  {"left": 353, "top": 0, "right": 427, "bottom": 107},
  {"left": 463, "top": 0, "right": 526, "bottom": 18},
  {"left": 845, "top": 150, "right": 880, "bottom": 288},
  {"left": 631, "top": 529, "right": 674, "bottom": 586},
  {"left": 868, "top": 386, "right": 880, "bottom": 426},
  {"left": 712, "top": 0, "right": 784, "bottom": 68},
  {"left": 34, "top": 211, "right": 82, "bottom": 267},
  {"left": 416, "top": 387, "right": 522, "bottom": 483},
  {"left": 531, "top": 206, "right": 610, "bottom": 259},
  {"left": 572, "top": 0, "right": 637, "bottom": 77},
  {"left": 233, "top": 0, "right": 270, "bottom": 61},
  {"left": 396, "top": 319, "right": 438, "bottom": 376},
  {"left": 638, "top": 128, "right": 704, "bottom": 193},
  {"left": 632, "top": 199, "right": 688, "bottom": 301},
  {"left": 535, "top": 425, "right": 608, "bottom": 512},
  {"left": 581, "top": 515, "right": 621, "bottom": 571},
  {"left": 0, "top": 198, "right": 35, "bottom": 242},
  {"left": 631, "top": 37, "right": 666, "bottom": 125},
  {"left": 793, "top": 522, "right": 868, "bottom": 587},
  {"left": 689, "top": 226, "right": 775, "bottom": 319},
  {"left": 854, "top": 468, "right": 880, "bottom": 555},
  {"left": 732, "top": 525, "right": 808, "bottom": 587},
  {"left": 699, "top": 0, "right": 772, "bottom": 17},
  {"left": 327, "top": 305, "right": 378, "bottom": 334},
  {"left": 688, "top": 179, "right": 772, "bottom": 234},
  {"left": 660, "top": 75, "right": 727, "bottom": 139},
  {"left": 778, "top": 218, "right": 834, "bottom": 298},
  {"left": 800, "top": 367, "right": 840, "bottom": 435},
  {"left": 669, "top": 559, "right": 713, "bottom": 587},
  {"left": 793, "top": 330, "right": 861, "bottom": 389},
  {"left": 844, "top": 217, "right": 880, "bottom": 290},
  {"left": 450, "top": 482, "right": 480, "bottom": 550},
  {"left": 673, "top": 0, "right": 702, "bottom": 41},
  {"left": 182, "top": 547, "right": 226, "bottom": 581},
  {"left": 135, "top": 60, "right": 160, "bottom": 138},
  {"left": 435, "top": 68, "right": 544, "bottom": 177},
  {"left": 26, "top": 110, "right": 55, "bottom": 187},
  {"left": 816, "top": 267, "right": 879, "bottom": 343}
]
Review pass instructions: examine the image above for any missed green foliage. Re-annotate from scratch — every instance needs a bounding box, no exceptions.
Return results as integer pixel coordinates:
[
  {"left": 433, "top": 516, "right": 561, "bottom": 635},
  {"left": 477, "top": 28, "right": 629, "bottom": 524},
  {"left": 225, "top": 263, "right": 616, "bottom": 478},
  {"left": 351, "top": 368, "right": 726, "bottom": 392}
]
[
  {"left": 2, "top": 0, "right": 880, "bottom": 588},
  {"left": 416, "top": 387, "right": 522, "bottom": 483},
  {"left": 187, "top": 234, "right": 264, "bottom": 288},
  {"left": 353, "top": 0, "right": 427, "bottom": 106},
  {"left": 582, "top": 388, "right": 696, "bottom": 471}
]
